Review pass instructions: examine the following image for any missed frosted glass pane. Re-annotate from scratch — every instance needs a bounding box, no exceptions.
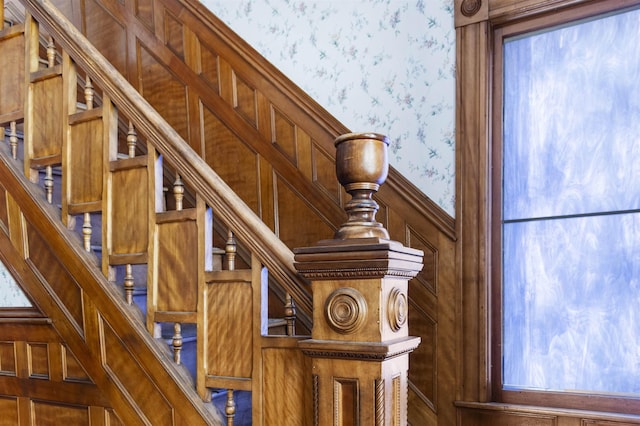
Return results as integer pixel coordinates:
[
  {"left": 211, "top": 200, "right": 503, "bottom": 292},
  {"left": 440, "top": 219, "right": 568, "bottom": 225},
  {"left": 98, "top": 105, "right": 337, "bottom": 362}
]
[
  {"left": 503, "top": 8, "right": 640, "bottom": 221},
  {"left": 502, "top": 7, "right": 640, "bottom": 395},
  {"left": 0, "top": 262, "right": 31, "bottom": 307},
  {"left": 503, "top": 213, "right": 640, "bottom": 393}
]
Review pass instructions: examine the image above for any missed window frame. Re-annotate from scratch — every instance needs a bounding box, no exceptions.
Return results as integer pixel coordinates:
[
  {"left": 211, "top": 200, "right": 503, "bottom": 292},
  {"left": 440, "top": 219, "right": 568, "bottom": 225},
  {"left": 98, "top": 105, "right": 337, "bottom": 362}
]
[{"left": 489, "top": 0, "right": 640, "bottom": 414}]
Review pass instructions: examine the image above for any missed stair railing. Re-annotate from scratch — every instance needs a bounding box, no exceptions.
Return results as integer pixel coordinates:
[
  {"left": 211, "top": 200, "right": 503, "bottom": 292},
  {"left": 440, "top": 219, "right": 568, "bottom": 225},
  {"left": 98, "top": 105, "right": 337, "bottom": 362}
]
[{"left": 4, "top": 0, "right": 314, "bottom": 422}]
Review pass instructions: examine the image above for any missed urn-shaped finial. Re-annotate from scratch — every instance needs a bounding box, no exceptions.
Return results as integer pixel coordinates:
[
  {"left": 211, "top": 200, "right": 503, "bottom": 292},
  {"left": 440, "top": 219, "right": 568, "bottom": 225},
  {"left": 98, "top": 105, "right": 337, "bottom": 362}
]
[{"left": 334, "top": 132, "right": 390, "bottom": 239}]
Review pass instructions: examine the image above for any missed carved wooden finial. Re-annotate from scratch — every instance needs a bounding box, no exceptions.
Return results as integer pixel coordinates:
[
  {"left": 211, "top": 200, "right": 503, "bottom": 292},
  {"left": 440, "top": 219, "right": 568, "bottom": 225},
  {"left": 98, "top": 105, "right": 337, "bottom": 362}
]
[
  {"left": 127, "top": 121, "right": 137, "bottom": 158},
  {"left": 333, "top": 133, "right": 390, "bottom": 239}
]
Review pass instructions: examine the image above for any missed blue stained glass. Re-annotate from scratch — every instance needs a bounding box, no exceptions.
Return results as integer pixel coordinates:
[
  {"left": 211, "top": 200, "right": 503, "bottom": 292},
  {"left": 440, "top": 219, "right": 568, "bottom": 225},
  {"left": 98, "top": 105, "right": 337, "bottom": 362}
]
[{"left": 502, "top": 7, "right": 640, "bottom": 395}]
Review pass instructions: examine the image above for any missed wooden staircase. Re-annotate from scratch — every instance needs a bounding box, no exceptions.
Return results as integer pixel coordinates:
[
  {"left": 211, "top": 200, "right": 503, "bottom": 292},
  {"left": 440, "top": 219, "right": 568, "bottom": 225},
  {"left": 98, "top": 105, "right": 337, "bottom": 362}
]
[
  {"left": 0, "top": 1, "right": 314, "bottom": 423},
  {"left": 1, "top": 0, "right": 458, "bottom": 424}
]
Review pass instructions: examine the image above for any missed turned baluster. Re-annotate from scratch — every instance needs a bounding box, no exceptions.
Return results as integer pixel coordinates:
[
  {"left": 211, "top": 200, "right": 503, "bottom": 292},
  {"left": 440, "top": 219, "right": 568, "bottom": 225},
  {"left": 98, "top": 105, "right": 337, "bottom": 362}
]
[
  {"left": 82, "top": 212, "right": 92, "bottom": 252},
  {"left": 170, "top": 172, "right": 184, "bottom": 365},
  {"left": 173, "top": 173, "right": 184, "bottom": 211},
  {"left": 46, "top": 36, "right": 55, "bottom": 67},
  {"left": 225, "top": 389, "right": 236, "bottom": 426},
  {"left": 225, "top": 230, "right": 236, "bottom": 271},
  {"left": 284, "top": 293, "right": 296, "bottom": 336},
  {"left": 172, "top": 322, "right": 182, "bottom": 365},
  {"left": 9, "top": 121, "right": 18, "bottom": 160},
  {"left": 123, "top": 122, "right": 137, "bottom": 300},
  {"left": 80, "top": 77, "right": 95, "bottom": 252},
  {"left": 44, "top": 166, "right": 53, "bottom": 204},
  {"left": 127, "top": 121, "right": 137, "bottom": 158},
  {"left": 123, "top": 264, "right": 134, "bottom": 305},
  {"left": 84, "top": 75, "right": 94, "bottom": 110}
]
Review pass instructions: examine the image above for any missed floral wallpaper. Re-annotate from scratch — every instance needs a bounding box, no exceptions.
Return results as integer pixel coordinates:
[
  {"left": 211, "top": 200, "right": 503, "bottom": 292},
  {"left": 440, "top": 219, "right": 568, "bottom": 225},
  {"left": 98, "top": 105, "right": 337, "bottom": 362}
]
[
  {"left": 201, "top": 0, "right": 456, "bottom": 216},
  {"left": 0, "top": 262, "right": 31, "bottom": 307}
]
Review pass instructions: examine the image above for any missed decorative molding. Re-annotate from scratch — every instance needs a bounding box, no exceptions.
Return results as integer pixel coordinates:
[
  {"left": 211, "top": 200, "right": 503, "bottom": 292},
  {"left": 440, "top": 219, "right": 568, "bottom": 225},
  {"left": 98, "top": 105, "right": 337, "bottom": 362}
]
[
  {"left": 387, "top": 287, "right": 407, "bottom": 332},
  {"left": 461, "top": 0, "right": 482, "bottom": 17},
  {"left": 325, "top": 287, "right": 367, "bottom": 335},
  {"left": 299, "top": 337, "right": 421, "bottom": 362},
  {"left": 375, "top": 378, "right": 385, "bottom": 426},
  {"left": 296, "top": 267, "right": 421, "bottom": 280},
  {"left": 313, "top": 374, "right": 319, "bottom": 426}
]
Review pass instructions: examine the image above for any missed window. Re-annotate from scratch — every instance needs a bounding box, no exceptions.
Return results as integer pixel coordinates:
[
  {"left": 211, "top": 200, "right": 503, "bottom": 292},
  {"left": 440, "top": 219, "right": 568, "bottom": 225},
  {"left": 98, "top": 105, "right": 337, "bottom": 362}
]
[{"left": 493, "top": 3, "right": 640, "bottom": 412}]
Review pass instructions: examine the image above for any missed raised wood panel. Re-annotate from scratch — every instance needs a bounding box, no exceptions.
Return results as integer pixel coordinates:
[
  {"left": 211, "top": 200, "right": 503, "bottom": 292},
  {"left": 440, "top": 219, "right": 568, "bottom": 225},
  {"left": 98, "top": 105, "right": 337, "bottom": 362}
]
[
  {"left": 164, "top": 11, "right": 183, "bottom": 60},
  {"left": 32, "top": 400, "right": 90, "bottom": 425},
  {"left": 0, "top": 342, "right": 16, "bottom": 375},
  {"left": 200, "top": 103, "right": 260, "bottom": 214},
  {"left": 409, "top": 228, "right": 438, "bottom": 295},
  {"left": 0, "top": 397, "right": 18, "bottom": 425},
  {"left": 30, "top": 71, "right": 63, "bottom": 164},
  {"left": 262, "top": 347, "right": 312, "bottom": 426},
  {"left": 25, "top": 224, "right": 84, "bottom": 332},
  {"left": 27, "top": 343, "right": 49, "bottom": 379},
  {"left": 100, "top": 316, "right": 174, "bottom": 425},
  {"left": 408, "top": 299, "right": 436, "bottom": 408},
  {"left": 61, "top": 345, "right": 91, "bottom": 382},
  {"left": 155, "top": 218, "right": 198, "bottom": 312},
  {"left": 205, "top": 278, "right": 252, "bottom": 378},
  {"left": 232, "top": 72, "right": 258, "bottom": 127},
  {"left": 109, "top": 162, "right": 148, "bottom": 256},
  {"left": 271, "top": 107, "right": 297, "bottom": 166},
  {"left": 138, "top": 42, "right": 189, "bottom": 142},
  {"left": 275, "top": 175, "right": 336, "bottom": 249},
  {"left": 0, "top": 26, "right": 25, "bottom": 121},
  {"left": 83, "top": 0, "right": 127, "bottom": 76},
  {"left": 198, "top": 42, "right": 220, "bottom": 94},
  {"left": 135, "top": 0, "right": 154, "bottom": 30},
  {"left": 67, "top": 111, "right": 104, "bottom": 206},
  {"left": 311, "top": 142, "right": 341, "bottom": 204}
]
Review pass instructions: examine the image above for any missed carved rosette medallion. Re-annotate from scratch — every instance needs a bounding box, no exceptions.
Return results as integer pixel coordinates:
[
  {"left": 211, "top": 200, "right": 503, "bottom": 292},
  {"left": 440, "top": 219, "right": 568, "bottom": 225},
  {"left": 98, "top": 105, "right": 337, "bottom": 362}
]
[
  {"left": 460, "top": 0, "right": 482, "bottom": 17},
  {"left": 325, "top": 287, "right": 367, "bottom": 334},
  {"left": 387, "top": 287, "right": 408, "bottom": 332}
]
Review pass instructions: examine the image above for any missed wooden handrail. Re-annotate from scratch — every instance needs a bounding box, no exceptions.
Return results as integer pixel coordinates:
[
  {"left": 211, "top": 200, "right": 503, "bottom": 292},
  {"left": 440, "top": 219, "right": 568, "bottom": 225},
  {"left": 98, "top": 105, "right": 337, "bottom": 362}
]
[{"left": 21, "top": 0, "right": 312, "bottom": 316}]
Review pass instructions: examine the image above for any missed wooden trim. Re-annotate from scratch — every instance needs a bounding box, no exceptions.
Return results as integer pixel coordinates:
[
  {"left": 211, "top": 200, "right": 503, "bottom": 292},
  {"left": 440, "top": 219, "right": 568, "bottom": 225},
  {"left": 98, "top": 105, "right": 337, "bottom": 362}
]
[{"left": 457, "top": 0, "right": 640, "bottom": 417}]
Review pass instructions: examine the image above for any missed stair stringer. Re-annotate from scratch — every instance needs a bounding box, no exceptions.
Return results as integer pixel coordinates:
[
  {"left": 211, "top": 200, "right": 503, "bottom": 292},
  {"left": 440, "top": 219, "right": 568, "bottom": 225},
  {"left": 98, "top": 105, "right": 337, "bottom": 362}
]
[{"left": 0, "top": 146, "right": 223, "bottom": 425}]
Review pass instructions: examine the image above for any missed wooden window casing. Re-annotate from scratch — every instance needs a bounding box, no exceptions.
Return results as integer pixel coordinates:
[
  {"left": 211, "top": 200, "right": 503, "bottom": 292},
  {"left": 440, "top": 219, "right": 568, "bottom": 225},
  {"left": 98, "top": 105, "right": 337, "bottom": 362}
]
[{"left": 489, "top": 0, "right": 640, "bottom": 415}]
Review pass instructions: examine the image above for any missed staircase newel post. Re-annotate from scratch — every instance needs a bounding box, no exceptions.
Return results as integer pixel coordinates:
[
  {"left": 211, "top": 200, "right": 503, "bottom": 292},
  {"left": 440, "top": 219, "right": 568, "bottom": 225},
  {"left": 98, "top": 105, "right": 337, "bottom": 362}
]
[{"left": 295, "top": 133, "right": 422, "bottom": 425}]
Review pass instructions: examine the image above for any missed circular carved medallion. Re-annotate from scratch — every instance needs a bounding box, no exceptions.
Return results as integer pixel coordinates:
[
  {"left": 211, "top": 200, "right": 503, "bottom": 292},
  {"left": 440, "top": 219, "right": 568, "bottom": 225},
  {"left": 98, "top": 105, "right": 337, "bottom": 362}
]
[
  {"left": 388, "top": 287, "right": 408, "bottom": 332},
  {"left": 325, "top": 288, "right": 367, "bottom": 334},
  {"left": 460, "top": 0, "right": 482, "bottom": 17}
]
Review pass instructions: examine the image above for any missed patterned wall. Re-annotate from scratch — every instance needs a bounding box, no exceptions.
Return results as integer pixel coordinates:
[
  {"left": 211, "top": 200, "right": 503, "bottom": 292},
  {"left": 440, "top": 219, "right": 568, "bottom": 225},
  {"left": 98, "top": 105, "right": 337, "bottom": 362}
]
[{"left": 201, "top": 0, "right": 456, "bottom": 216}]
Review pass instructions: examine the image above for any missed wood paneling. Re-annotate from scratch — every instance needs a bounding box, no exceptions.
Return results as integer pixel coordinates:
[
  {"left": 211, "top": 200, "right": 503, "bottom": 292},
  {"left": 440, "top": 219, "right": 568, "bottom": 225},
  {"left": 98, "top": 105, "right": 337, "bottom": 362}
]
[
  {"left": 262, "top": 346, "right": 312, "bottom": 426},
  {"left": 26, "top": 223, "right": 85, "bottom": 333},
  {"left": 139, "top": 43, "right": 189, "bottom": 142},
  {"left": 0, "top": 25, "right": 25, "bottom": 122},
  {"left": 83, "top": 0, "right": 127, "bottom": 76},
  {"left": 201, "top": 103, "right": 260, "bottom": 214}
]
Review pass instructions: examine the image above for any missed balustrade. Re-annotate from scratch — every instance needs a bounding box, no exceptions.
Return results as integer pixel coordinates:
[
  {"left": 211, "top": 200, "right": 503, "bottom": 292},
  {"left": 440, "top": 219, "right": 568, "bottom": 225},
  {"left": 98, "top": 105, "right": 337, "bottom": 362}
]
[{"left": 0, "top": 0, "right": 421, "bottom": 423}]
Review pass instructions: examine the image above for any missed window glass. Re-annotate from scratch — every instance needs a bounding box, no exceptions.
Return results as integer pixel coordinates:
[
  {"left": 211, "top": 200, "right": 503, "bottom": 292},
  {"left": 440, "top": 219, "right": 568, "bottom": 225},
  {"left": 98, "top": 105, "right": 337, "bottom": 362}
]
[
  {"left": 502, "top": 7, "right": 640, "bottom": 394},
  {"left": 0, "top": 262, "right": 30, "bottom": 307}
]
